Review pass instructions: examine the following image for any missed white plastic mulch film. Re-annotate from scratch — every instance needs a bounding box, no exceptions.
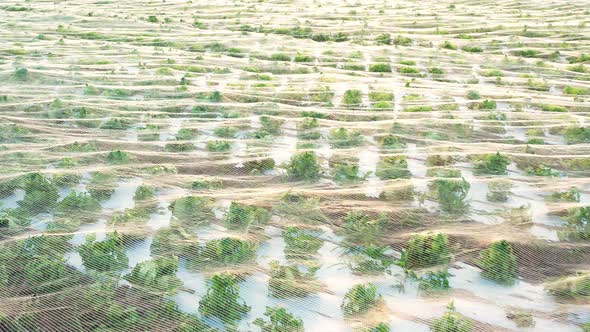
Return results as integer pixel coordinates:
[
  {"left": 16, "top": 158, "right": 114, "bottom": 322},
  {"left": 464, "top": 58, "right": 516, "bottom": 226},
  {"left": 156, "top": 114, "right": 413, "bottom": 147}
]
[{"left": 1, "top": 0, "right": 589, "bottom": 331}]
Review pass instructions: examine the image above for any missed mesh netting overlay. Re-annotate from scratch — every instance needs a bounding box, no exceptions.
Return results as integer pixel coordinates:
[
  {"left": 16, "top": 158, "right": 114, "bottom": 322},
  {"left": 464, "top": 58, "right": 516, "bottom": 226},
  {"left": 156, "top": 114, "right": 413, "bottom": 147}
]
[{"left": 1, "top": 0, "right": 590, "bottom": 331}]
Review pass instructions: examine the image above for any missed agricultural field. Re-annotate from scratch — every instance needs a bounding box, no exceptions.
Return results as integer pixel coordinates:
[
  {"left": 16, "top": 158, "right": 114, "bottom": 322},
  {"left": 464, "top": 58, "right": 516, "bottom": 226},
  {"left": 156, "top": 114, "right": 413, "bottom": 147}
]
[{"left": 1, "top": 0, "right": 590, "bottom": 331}]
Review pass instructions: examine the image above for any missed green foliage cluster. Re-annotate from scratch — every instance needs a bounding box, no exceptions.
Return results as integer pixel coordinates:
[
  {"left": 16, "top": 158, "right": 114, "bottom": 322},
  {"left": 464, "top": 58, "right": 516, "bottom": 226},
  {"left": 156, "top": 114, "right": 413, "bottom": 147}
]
[
  {"left": 194, "top": 237, "right": 258, "bottom": 266},
  {"left": 224, "top": 201, "right": 271, "bottom": 229},
  {"left": 110, "top": 206, "right": 151, "bottom": 226},
  {"left": 317, "top": 31, "right": 348, "bottom": 42},
  {"left": 462, "top": 45, "right": 483, "bottom": 53},
  {"left": 270, "top": 53, "right": 291, "bottom": 61},
  {"left": 124, "top": 256, "right": 182, "bottom": 293},
  {"left": 378, "top": 134, "right": 405, "bottom": 149},
  {"left": 165, "top": 141, "right": 195, "bottom": 152},
  {"left": 546, "top": 273, "right": 590, "bottom": 299},
  {"left": 61, "top": 141, "right": 98, "bottom": 153},
  {"left": 399, "top": 66, "right": 420, "bottom": 74},
  {"left": 348, "top": 245, "right": 394, "bottom": 275},
  {"left": 426, "top": 168, "right": 461, "bottom": 179},
  {"left": 106, "top": 150, "right": 130, "bottom": 164},
  {"left": 283, "top": 227, "right": 324, "bottom": 260},
  {"left": 479, "top": 240, "right": 518, "bottom": 284},
  {"left": 193, "top": 20, "right": 207, "bottom": 29},
  {"left": 0, "top": 207, "right": 30, "bottom": 228},
  {"left": 170, "top": 196, "right": 212, "bottom": 227},
  {"left": 75, "top": 277, "right": 215, "bottom": 331},
  {"left": 79, "top": 232, "right": 128, "bottom": 272},
  {"left": 569, "top": 53, "right": 590, "bottom": 63},
  {"left": 466, "top": 90, "right": 481, "bottom": 100},
  {"left": 399, "top": 60, "right": 415, "bottom": 66},
  {"left": 294, "top": 54, "right": 314, "bottom": 62},
  {"left": 0, "top": 235, "right": 75, "bottom": 295},
  {"left": 145, "top": 164, "right": 177, "bottom": 175},
  {"left": 214, "top": 126, "right": 238, "bottom": 138},
  {"left": 405, "top": 233, "right": 451, "bottom": 269},
  {"left": 541, "top": 104, "right": 568, "bottom": 112},
  {"left": 53, "top": 157, "right": 82, "bottom": 187},
  {"left": 298, "top": 117, "right": 321, "bottom": 140},
  {"left": 342, "top": 63, "right": 369, "bottom": 71},
  {"left": 417, "top": 270, "right": 451, "bottom": 292},
  {"left": 206, "top": 140, "right": 231, "bottom": 152},
  {"left": 441, "top": 41, "right": 457, "bottom": 50},
  {"left": 527, "top": 79, "right": 549, "bottom": 91},
  {"left": 134, "top": 184, "right": 156, "bottom": 202},
  {"left": 546, "top": 187, "right": 580, "bottom": 202},
  {"left": 429, "top": 67, "right": 444, "bottom": 75},
  {"left": 332, "top": 161, "right": 366, "bottom": 184},
  {"left": 506, "top": 308, "right": 535, "bottom": 328},
  {"left": 393, "top": 35, "right": 412, "bottom": 46},
  {"left": 487, "top": 180, "right": 512, "bottom": 202},
  {"left": 243, "top": 157, "right": 276, "bottom": 174},
  {"left": 473, "top": 152, "right": 511, "bottom": 175},
  {"left": 477, "top": 99, "right": 497, "bottom": 110},
  {"left": 309, "top": 86, "right": 335, "bottom": 104},
  {"left": 434, "top": 178, "right": 470, "bottom": 214},
  {"left": 274, "top": 192, "right": 328, "bottom": 225},
  {"left": 254, "top": 306, "right": 304, "bottom": 332},
  {"left": 526, "top": 138, "right": 545, "bottom": 145},
  {"left": 513, "top": 49, "right": 540, "bottom": 58},
  {"left": 369, "top": 91, "right": 393, "bottom": 102},
  {"left": 404, "top": 105, "right": 432, "bottom": 112},
  {"left": 56, "top": 192, "right": 101, "bottom": 222},
  {"left": 253, "top": 116, "right": 284, "bottom": 138},
  {"left": 87, "top": 172, "right": 117, "bottom": 200},
  {"left": 367, "top": 323, "right": 391, "bottom": 332},
  {"left": 13, "top": 68, "right": 30, "bottom": 81},
  {"left": 176, "top": 128, "right": 197, "bottom": 140},
  {"left": 343, "top": 89, "right": 363, "bottom": 106},
  {"left": 83, "top": 84, "right": 102, "bottom": 96},
  {"left": 426, "top": 153, "right": 456, "bottom": 167},
  {"left": 341, "top": 283, "right": 382, "bottom": 316},
  {"left": 18, "top": 173, "right": 60, "bottom": 214},
  {"left": 269, "top": 261, "right": 320, "bottom": 297},
  {"left": 329, "top": 128, "right": 363, "bottom": 148},
  {"left": 0, "top": 124, "right": 32, "bottom": 143},
  {"left": 0, "top": 177, "right": 20, "bottom": 197},
  {"left": 199, "top": 273, "right": 251, "bottom": 325},
  {"left": 299, "top": 117, "right": 319, "bottom": 130},
  {"left": 103, "top": 88, "right": 132, "bottom": 99},
  {"left": 151, "top": 226, "right": 199, "bottom": 256},
  {"left": 286, "top": 151, "right": 322, "bottom": 182},
  {"left": 481, "top": 69, "right": 503, "bottom": 77},
  {"left": 559, "top": 207, "right": 590, "bottom": 241},
  {"left": 369, "top": 63, "right": 392, "bottom": 72},
  {"left": 100, "top": 118, "right": 130, "bottom": 130},
  {"left": 375, "top": 33, "right": 392, "bottom": 45},
  {"left": 23, "top": 254, "right": 70, "bottom": 294},
  {"left": 525, "top": 165, "right": 560, "bottom": 177},
  {"left": 290, "top": 25, "right": 315, "bottom": 38},
  {"left": 376, "top": 156, "right": 411, "bottom": 179},
  {"left": 564, "top": 86, "right": 589, "bottom": 95},
  {"left": 191, "top": 177, "right": 223, "bottom": 190},
  {"left": 564, "top": 127, "right": 590, "bottom": 144},
  {"left": 342, "top": 212, "right": 389, "bottom": 246},
  {"left": 196, "top": 90, "right": 223, "bottom": 102},
  {"left": 430, "top": 302, "right": 473, "bottom": 332}
]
